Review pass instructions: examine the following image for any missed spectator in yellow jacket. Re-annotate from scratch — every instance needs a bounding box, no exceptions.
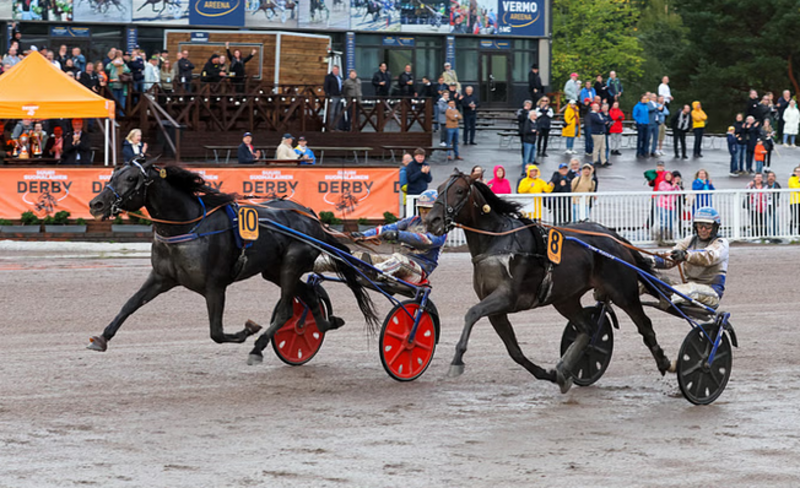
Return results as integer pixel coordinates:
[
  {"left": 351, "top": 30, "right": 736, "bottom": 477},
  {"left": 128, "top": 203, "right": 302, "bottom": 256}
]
[
  {"left": 790, "top": 165, "right": 800, "bottom": 233},
  {"left": 561, "top": 99, "right": 580, "bottom": 154},
  {"left": 517, "top": 164, "right": 554, "bottom": 220},
  {"left": 691, "top": 101, "right": 708, "bottom": 158}
]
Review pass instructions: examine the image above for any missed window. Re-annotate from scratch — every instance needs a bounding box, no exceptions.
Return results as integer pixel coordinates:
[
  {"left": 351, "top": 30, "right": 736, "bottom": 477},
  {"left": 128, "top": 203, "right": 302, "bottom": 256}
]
[
  {"left": 416, "top": 48, "right": 441, "bottom": 81},
  {"left": 456, "top": 49, "right": 478, "bottom": 81},
  {"left": 355, "top": 46, "right": 380, "bottom": 73}
]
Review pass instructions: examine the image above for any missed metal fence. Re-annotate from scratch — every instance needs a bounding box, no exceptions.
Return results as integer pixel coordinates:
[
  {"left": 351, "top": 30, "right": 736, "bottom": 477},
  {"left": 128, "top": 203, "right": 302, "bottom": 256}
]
[{"left": 406, "top": 189, "right": 800, "bottom": 246}]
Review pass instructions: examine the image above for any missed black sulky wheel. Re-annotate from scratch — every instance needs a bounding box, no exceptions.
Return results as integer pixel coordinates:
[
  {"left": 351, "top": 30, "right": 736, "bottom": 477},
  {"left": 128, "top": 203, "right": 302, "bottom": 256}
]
[
  {"left": 560, "top": 305, "right": 617, "bottom": 387},
  {"left": 677, "top": 325, "right": 733, "bottom": 405},
  {"left": 270, "top": 286, "right": 332, "bottom": 366}
]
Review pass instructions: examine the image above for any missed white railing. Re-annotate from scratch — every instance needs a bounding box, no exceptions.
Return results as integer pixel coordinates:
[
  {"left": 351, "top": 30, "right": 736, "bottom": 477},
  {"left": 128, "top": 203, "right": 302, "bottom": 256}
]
[{"left": 407, "top": 189, "right": 800, "bottom": 246}]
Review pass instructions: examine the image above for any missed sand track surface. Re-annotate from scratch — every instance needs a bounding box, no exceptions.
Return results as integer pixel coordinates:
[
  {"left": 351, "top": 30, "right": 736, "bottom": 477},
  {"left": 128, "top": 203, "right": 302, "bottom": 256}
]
[{"left": 1, "top": 245, "right": 799, "bottom": 487}]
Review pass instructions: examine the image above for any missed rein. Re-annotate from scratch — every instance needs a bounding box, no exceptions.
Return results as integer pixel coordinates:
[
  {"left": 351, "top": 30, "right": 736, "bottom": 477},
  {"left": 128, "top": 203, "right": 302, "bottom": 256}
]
[{"left": 438, "top": 173, "right": 686, "bottom": 282}]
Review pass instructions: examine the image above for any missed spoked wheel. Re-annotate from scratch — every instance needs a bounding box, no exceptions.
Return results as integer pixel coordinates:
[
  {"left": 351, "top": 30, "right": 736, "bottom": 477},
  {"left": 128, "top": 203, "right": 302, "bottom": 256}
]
[
  {"left": 271, "top": 288, "right": 332, "bottom": 366},
  {"left": 380, "top": 300, "right": 438, "bottom": 382},
  {"left": 560, "top": 305, "right": 616, "bottom": 386},
  {"left": 677, "top": 325, "right": 733, "bottom": 405}
]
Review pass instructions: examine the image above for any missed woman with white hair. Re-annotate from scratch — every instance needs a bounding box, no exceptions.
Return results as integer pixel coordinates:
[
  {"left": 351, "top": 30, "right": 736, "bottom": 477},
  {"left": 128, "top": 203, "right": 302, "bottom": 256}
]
[
  {"left": 782, "top": 99, "right": 799, "bottom": 147},
  {"left": 122, "top": 129, "right": 148, "bottom": 163}
]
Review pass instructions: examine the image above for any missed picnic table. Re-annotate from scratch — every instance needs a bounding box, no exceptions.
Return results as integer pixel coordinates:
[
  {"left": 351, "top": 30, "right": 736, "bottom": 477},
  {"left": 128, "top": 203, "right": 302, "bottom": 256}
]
[
  {"left": 314, "top": 146, "right": 374, "bottom": 164},
  {"left": 381, "top": 145, "right": 453, "bottom": 163}
]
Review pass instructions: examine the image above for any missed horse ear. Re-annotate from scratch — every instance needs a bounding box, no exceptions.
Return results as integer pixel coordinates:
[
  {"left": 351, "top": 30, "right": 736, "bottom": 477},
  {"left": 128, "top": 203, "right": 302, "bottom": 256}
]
[{"left": 141, "top": 154, "right": 162, "bottom": 169}]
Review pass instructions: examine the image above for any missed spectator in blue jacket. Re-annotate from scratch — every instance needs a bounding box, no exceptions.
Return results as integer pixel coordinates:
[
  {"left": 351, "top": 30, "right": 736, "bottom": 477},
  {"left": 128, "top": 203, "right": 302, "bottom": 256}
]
[
  {"left": 656, "top": 95, "right": 670, "bottom": 156},
  {"left": 726, "top": 126, "right": 738, "bottom": 176},
  {"left": 580, "top": 81, "right": 596, "bottom": 155},
  {"left": 399, "top": 153, "right": 410, "bottom": 204},
  {"left": 692, "top": 169, "right": 715, "bottom": 211},
  {"left": 126, "top": 49, "right": 146, "bottom": 104},
  {"left": 633, "top": 94, "right": 651, "bottom": 158},
  {"left": 122, "top": 128, "right": 147, "bottom": 163},
  {"left": 647, "top": 93, "right": 659, "bottom": 157},
  {"left": 294, "top": 136, "right": 316, "bottom": 165},
  {"left": 405, "top": 148, "right": 432, "bottom": 195},
  {"left": 607, "top": 71, "right": 623, "bottom": 101},
  {"left": 237, "top": 132, "right": 260, "bottom": 164},
  {"left": 587, "top": 103, "right": 610, "bottom": 167},
  {"left": 71, "top": 47, "right": 86, "bottom": 72}
]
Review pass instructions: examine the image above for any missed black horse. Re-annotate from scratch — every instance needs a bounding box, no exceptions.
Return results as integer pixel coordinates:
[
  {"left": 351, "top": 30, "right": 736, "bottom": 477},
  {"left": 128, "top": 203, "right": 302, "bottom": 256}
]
[
  {"left": 425, "top": 172, "right": 673, "bottom": 392},
  {"left": 88, "top": 159, "right": 378, "bottom": 364}
]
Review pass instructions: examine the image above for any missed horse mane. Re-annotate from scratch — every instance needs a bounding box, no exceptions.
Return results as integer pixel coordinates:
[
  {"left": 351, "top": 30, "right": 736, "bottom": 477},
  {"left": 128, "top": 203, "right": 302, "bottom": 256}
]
[
  {"left": 161, "top": 165, "right": 236, "bottom": 207},
  {"left": 472, "top": 180, "right": 524, "bottom": 217}
]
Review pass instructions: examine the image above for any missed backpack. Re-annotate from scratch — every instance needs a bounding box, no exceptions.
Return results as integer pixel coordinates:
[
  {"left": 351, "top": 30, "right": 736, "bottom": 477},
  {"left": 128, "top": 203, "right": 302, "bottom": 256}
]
[{"left": 644, "top": 169, "right": 659, "bottom": 187}]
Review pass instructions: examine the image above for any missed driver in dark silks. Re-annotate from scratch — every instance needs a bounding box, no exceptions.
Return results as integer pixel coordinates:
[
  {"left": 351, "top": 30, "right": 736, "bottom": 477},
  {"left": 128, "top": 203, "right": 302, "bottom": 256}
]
[
  {"left": 314, "top": 190, "right": 447, "bottom": 284},
  {"left": 646, "top": 206, "right": 729, "bottom": 308}
]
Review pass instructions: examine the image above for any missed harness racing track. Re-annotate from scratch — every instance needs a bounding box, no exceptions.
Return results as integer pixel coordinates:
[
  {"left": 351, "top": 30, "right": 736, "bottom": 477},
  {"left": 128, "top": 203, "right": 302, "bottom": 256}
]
[{"left": 1, "top": 245, "right": 799, "bottom": 487}]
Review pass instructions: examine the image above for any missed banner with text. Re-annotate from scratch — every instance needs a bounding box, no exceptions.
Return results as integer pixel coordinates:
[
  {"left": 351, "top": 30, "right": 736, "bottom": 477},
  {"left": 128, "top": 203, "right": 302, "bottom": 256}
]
[
  {"left": 0, "top": 167, "right": 400, "bottom": 220},
  {"left": 189, "top": 0, "right": 245, "bottom": 27}
]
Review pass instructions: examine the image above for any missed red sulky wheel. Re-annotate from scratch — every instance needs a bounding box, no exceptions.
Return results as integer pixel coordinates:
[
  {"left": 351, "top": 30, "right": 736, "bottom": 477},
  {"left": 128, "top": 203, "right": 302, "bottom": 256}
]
[
  {"left": 271, "top": 289, "right": 331, "bottom": 366},
  {"left": 380, "top": 300, "right": 438, "bottom": 382}
]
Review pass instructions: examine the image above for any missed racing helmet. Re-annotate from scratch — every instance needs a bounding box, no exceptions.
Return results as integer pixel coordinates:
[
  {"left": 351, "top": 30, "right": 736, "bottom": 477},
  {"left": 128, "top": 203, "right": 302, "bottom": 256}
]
[
  {"left": 693, "top": 206, "right": 720, "bottom": 237},
  {"left": 417, "top": 189, "right": 438, "bottom": 208}
]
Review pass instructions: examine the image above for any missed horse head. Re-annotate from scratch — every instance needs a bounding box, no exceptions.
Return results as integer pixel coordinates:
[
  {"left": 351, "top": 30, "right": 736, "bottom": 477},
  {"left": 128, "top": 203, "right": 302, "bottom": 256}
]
[
  {"left": 425, "top": 170, "right": 478, "bottom": 236},
  {"left": 89, "top": 156, "right": 157, "bottom": 220}
]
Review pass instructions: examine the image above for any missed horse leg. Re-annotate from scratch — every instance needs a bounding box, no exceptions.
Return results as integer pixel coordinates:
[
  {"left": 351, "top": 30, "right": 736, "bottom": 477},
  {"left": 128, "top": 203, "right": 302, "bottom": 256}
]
[
  {"left": 616, "top": 296, "right": 673, "bottom": 375},
  {"left": 87, "top": 271, "right": 177, "bottom": 352},
  {"left": 206, "top": 287, "right": 259, "bottom": 344},
  {"left": 247, "top": 258, "right": 307, "bottom": 364},
  {"left": 488, "top": 314, "right": 557, "bottom": 383},
  {"left": 552, "top": 299, "right": 595, "bottom": 393},
  {"left": 294, "top": 281, "right": 343, "bottom": 333},
  {"left": 449, "top": 288, "right": 514, "bottom": 377}
]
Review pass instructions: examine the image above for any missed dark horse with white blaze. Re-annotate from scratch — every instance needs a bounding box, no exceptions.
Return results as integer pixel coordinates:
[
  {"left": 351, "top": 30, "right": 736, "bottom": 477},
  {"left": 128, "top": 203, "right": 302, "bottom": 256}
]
[
  {"left": 425, "top": 172, "right": 672, "bottom": 393},
  {"left": 87, "top": 159, "right": 378, "bottom": 362}
]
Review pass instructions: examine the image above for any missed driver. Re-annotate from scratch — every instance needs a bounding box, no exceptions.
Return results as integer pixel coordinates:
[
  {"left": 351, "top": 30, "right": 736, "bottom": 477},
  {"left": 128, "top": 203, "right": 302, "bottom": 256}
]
[
  {"left": 314, "top": 190, "right": 446, "bottom": 284},
  {"left": 648, "top": 206, "right": 729, "bottom": 308}
]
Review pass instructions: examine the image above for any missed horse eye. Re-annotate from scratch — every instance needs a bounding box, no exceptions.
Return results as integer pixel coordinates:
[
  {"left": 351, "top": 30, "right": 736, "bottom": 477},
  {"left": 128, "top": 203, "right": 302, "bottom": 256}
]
[
  {"left": 456, "top": 188, "right": 464, "bottom": 195},
  {"left": 127, "top": 176, "right": 135, "bottom": 182}
]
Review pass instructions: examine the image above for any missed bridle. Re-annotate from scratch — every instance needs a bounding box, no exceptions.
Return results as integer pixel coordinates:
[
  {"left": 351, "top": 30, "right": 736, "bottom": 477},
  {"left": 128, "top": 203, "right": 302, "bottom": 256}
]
[
  {"left": 435, "top": 172, "right": 477, "bottom": 232},
  {"left": 103, "top": 160, "right": 153, "bottom": 217}
]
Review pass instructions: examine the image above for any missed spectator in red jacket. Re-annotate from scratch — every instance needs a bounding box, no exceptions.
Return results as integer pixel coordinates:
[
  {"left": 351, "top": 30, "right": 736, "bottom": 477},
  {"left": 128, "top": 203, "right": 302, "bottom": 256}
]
[{"left": 609, "top": 101, "right": 624, "bottom": 155}]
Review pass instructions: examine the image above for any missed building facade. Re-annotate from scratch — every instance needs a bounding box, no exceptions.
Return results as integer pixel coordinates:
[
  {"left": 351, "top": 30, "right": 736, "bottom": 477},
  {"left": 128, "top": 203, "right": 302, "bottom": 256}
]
[{"left": 2, "top": 0, "right": 550, "bottom": 108}]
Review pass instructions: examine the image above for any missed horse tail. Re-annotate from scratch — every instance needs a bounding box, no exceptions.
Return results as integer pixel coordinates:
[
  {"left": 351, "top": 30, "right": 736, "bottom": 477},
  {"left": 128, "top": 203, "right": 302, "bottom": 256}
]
[{"left": 322, "top": 233, "right": 381, "bottom": 334}]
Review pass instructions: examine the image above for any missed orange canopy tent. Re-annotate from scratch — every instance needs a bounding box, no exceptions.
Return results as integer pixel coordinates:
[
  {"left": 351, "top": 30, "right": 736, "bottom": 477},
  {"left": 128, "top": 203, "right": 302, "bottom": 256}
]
[
  {"left": 0, "top": 51, "right": 117, "bottom": 164},
  {"left": 0, "top": 51, "right": 115, "bottom": 119}
]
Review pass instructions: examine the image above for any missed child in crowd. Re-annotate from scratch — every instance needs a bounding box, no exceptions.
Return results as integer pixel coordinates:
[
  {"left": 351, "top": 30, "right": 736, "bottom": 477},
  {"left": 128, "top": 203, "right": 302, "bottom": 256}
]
[{"left": 727, "top": 126, "right": 738, "bottom": 177}]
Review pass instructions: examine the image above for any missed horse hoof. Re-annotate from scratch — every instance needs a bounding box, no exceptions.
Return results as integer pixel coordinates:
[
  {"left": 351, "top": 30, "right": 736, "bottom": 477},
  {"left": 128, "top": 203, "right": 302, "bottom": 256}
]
[
  {"left": 556, "top": 365, "right": 573, "bottom": 394},
  {"left": 245, "top": 320, "right": 262, "bottom": 335},
  {"left": 447, "top": 364, "right": 465, "bottom": 377},
  {"left": 668, "top": 359, "right": 677, "bottom": 374},
  {"left": 86, "top": 336, "right": 107, "bottom": 352},
  {"left": 329, "top": 316, "right": 346, "bottom": 331},
  {"left": 247, "top": 354, "right": 263, "bottom": 366}
]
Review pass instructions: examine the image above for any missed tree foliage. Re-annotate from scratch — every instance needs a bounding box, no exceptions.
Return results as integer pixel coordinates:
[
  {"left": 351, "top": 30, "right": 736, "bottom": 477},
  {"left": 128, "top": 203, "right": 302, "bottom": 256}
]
[
  {"left": 552, "top": 0, "right": 800, "bottom": 128},
  {"left": 667, "top": 0, "right": 800, "bottom": 128},
  {"left": 552, "top": 0, "right": 645, "bottom": 90}
]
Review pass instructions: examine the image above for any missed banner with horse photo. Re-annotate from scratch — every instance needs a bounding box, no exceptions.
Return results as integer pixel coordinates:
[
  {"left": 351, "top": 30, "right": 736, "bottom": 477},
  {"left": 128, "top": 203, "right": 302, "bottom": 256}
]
[
  {"left": 73, "top": 0, "right": 132, "bottom": 23},
  {"left": 132, "top": 0, "right": 188, "bottom": 24},
  {"left": 297, "top": 0, "right": 349, "bottom": 30},
  {"left": 0, "top": 166, "right": 400, "bottom": 220}
]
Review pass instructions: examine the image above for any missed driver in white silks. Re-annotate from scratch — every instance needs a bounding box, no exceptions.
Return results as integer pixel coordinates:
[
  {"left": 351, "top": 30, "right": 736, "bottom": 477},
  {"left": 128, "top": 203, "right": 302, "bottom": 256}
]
[
  {"left": 646, "top": 206, "right": 729, "bottom": 308},
  {"left": 314, "top": 190, "right": 447, "bottom": 284}
]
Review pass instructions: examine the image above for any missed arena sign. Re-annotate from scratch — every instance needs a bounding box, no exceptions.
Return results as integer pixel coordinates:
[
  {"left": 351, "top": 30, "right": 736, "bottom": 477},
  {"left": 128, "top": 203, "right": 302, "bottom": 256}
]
[
  {"left": 497, "top": 0, "right": 544, "bottom": 36},
  {"left": 189, "top": 0, "right": 245, "bottom": 27},
  {"left": 0, "top": 167, "right": 399, "bottom": 220}
]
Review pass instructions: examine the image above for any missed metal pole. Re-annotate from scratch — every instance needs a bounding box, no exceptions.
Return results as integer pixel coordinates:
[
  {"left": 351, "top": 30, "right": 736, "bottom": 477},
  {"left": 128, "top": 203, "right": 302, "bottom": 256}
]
[
  {"left": 112, "top": 121, "right": 117, "bottom": 166},
  {"left": 104, "top": 118, "right": 109, "bottom": 166}
]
